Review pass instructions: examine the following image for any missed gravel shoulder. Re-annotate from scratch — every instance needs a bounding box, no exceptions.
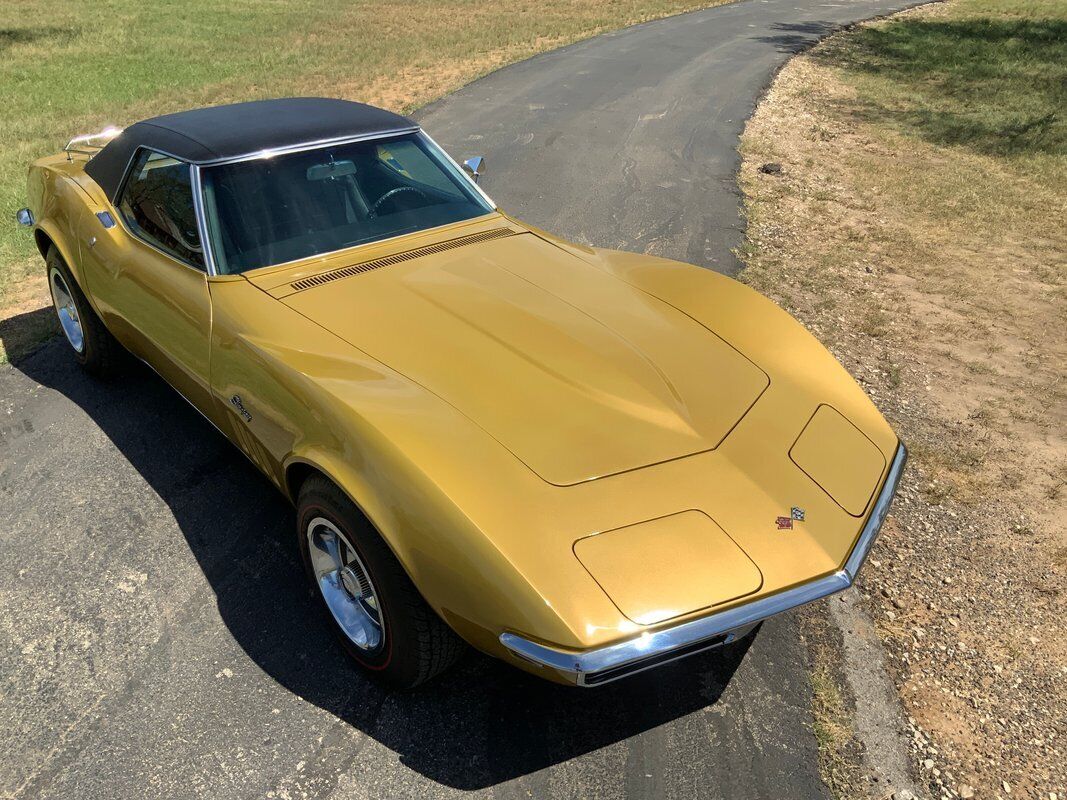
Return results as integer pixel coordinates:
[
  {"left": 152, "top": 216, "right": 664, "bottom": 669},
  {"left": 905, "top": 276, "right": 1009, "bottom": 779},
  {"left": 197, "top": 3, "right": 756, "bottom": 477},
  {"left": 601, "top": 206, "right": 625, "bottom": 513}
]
[{"left": 739, "top": 2, "right": 1067, "bottom": 796}]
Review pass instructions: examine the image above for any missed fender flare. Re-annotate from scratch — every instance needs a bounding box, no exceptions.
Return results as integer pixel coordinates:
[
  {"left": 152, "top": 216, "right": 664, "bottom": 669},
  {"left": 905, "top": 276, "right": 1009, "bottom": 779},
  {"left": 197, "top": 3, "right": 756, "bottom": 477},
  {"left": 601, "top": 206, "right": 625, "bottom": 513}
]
[
  {"left": 33, "top": 218, "right": 82, "bottom": 287},
  {"left": 282, "top": 451, "right": 412, "bottom": 571}
]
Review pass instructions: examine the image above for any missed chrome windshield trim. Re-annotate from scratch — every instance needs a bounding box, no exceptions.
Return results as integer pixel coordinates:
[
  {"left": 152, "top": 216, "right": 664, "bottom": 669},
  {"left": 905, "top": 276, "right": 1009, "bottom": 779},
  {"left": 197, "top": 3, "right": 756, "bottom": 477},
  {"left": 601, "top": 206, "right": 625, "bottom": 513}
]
[
  {"left": 193, "top": 127, "right": 498, "bottom": 276},
  {"left": 189, "top": 126, "right": 421, "bottom": 167},
  {"left": 190, "top": 165, "right": 217, "bottom": 276},
  {"left": 417, "top": 131, "right": 497, "bottom": 210},
  {"left": 501, "top": 442, "right": 907, "bottom": 686}
]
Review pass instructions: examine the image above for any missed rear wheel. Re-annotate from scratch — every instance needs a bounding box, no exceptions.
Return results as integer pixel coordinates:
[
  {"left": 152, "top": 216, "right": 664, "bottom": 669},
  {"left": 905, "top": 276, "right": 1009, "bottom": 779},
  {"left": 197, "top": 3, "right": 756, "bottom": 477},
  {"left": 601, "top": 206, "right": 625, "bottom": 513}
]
[
  {"left": 296, "top": 475, "right": 465, "bottom": 688},
  {"left": 46, "top": 246, "right": 121, "bottom": 376}
]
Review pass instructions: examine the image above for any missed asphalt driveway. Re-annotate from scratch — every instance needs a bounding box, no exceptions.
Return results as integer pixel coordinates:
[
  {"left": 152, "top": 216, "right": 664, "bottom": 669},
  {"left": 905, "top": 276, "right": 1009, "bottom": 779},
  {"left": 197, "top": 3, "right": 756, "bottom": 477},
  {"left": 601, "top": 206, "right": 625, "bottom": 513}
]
[{"left": 2, "top": 1, "right": 916, "bottom": 797}]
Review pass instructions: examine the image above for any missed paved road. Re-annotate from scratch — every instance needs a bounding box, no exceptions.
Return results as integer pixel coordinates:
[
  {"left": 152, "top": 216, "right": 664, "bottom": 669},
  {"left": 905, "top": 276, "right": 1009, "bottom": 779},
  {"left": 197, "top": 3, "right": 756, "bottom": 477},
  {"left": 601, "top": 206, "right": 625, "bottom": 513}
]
[{"left": 2, "top": 1, "right": 916, "bottom": 797}]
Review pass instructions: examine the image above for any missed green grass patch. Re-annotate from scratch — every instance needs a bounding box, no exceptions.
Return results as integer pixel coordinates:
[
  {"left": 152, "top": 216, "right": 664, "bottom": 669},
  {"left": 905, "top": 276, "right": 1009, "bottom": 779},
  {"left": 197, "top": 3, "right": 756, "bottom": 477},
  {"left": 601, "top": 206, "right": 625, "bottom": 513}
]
[
  {"left": 810, "top": 664, "right": 858, "bottom": 799},
  {"left": 815, "top": 0, "right": 1067, "bottom": 159}
]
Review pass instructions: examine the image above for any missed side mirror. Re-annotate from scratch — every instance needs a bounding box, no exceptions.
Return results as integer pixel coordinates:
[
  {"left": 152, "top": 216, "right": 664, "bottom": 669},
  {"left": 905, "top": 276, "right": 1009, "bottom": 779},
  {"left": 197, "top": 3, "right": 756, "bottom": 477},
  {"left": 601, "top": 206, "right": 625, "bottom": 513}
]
[
  {"left": 462, "top": 156, "right": 484, "bottom": 183},
  {"left": 16, "top": 207, "right": 34, "bottom": 227}
]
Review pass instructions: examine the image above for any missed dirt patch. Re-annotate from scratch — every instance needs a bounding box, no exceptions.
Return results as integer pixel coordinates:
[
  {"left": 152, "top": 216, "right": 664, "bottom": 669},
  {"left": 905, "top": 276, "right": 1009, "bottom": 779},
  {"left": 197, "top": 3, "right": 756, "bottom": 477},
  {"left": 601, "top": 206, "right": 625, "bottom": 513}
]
[{"left": 739, "top": 1, "right": 1066, "bottom": 797}]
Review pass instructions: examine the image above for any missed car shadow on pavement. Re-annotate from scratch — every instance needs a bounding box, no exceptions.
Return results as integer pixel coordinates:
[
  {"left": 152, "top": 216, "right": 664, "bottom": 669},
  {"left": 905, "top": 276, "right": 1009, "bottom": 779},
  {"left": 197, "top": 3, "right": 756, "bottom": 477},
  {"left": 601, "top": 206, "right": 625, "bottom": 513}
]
[
  {"left": 0, "top": 305, "right": 55, "bottom": 364},
  {"left": 12, "top": 341, "right": 755, "bottom": 791}
]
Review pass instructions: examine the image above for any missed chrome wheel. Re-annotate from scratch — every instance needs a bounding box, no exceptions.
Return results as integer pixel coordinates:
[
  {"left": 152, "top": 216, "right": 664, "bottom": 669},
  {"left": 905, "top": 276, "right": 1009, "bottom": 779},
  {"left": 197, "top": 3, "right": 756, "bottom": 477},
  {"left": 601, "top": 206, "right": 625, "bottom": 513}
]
[
  {"left": 306, "top": 516, "right": 384, "bottom": 653},
  {"left": 48, "top": 266, "right": 84, "bottom": 353}
]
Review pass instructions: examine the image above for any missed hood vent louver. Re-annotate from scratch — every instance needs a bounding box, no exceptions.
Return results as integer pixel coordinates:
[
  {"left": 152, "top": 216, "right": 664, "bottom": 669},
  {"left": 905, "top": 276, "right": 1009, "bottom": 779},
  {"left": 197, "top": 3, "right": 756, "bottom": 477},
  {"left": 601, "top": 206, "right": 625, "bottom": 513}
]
[{"left": 289, "top": 228, "right": 515, "bottom": 292}]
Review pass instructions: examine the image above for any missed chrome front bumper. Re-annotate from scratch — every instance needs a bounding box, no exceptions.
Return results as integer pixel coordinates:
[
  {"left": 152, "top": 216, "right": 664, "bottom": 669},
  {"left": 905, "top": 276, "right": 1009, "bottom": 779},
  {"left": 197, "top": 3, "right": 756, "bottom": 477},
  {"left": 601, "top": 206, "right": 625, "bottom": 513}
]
[{"left": 500, "top": 442, "right": 907, "bottom": 686}]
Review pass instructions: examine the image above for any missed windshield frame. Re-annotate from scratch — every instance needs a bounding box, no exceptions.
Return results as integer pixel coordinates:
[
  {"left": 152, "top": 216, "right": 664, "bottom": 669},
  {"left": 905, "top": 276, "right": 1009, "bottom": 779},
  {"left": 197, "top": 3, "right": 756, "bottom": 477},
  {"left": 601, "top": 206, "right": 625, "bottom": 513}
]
[{"left": 191, "top": 129, "right": 497, "bottom": 276}]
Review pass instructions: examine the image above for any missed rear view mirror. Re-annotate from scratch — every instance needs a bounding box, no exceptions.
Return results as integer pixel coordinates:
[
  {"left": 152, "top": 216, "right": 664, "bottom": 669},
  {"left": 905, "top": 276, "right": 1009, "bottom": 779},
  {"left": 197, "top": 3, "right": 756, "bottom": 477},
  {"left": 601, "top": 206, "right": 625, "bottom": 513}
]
[{"left": 307, "top": 160, "right": 357, "bottom": 181}]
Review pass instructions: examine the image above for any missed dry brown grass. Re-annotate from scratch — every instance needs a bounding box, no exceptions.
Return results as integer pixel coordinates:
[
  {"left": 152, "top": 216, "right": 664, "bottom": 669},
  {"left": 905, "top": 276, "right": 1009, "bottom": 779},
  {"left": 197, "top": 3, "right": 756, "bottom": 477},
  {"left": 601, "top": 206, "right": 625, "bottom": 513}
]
[
  {"left": 800, "top": 608, "right": 868, "bottom": 800},
  {"left": 740, "top": 0, "right": 1066, "bottom": 795}
]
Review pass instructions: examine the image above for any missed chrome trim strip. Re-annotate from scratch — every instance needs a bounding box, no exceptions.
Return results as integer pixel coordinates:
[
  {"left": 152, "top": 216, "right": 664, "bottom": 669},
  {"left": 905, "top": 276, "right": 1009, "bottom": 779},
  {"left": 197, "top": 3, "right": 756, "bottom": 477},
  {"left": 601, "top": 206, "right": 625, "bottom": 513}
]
[
  {"left": 500, "top": 442, "right": 907, "bottom": 686},
  {"left": 418, "top": 131, "right": 497, "bottom": 210},
  {"left": 112, "top": 144, "right": 188, "bottom": 205},
  {"left": 109, "top": 211, "right": 209, "bottom": 275},
  {"left": 188, "top": 126, "right": 421, "bottom": 166},
  {"left": 844, "top": 441, "right": 907, "bottom": 580},
  {"left": 190, "top": 165, "right": 217, "bottom": 276},
  {"left": 64, "top": 126, "right": 123, "bottom": 162}
]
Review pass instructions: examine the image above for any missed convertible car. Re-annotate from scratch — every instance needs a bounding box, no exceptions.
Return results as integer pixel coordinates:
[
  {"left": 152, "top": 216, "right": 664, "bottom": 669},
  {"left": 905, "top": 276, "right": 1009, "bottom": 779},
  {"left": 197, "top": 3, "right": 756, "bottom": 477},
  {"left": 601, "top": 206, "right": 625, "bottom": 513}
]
[{"left": 18, "top": 98, "right": 904, "bottom": 687}]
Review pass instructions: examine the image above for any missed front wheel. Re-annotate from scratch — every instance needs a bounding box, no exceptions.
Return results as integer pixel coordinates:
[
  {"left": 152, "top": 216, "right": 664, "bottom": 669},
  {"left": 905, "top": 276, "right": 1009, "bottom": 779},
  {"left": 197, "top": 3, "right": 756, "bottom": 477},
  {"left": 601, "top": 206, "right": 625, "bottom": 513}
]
[{"left": 296, "top": 475, "right": 465, "bottom": 688}]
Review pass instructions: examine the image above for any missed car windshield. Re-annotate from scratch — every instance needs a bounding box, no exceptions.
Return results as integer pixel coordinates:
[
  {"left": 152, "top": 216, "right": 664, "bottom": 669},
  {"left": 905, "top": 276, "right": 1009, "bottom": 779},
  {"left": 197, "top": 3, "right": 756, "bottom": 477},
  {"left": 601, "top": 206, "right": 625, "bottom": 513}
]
[{"left": 199, "top": 132, "right": 493, "bottom": 274}]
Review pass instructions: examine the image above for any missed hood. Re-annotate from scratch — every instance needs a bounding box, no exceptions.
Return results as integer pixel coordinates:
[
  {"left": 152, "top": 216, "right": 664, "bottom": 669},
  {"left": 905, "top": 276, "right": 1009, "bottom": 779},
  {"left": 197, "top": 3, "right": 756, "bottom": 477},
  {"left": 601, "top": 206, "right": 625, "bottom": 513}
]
[{"left": 266, "top": 231, "right": 769, "bottom": 486}]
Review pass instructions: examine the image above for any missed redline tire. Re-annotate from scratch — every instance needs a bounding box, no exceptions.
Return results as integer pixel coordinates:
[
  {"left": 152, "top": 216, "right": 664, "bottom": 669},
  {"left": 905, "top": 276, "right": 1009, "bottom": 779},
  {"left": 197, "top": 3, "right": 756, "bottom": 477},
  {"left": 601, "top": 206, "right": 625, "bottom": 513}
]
[{"left": 296, "top": 475, "right": 465, "bottom": 688}]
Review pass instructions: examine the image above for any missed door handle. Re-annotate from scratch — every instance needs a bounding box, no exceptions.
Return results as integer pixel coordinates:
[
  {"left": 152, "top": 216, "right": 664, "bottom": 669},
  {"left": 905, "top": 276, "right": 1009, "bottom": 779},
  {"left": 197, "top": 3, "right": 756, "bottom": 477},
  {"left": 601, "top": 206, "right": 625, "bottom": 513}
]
[{"left": 87, "top": 236, "right": 97, "bottom": 248}]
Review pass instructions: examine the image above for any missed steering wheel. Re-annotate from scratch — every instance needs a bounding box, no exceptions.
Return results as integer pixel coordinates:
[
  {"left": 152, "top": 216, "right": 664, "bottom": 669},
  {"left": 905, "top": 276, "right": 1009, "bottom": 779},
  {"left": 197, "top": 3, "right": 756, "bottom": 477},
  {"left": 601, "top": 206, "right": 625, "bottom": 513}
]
[{"left": 370, "top": 186, "right": 429, "bottom": 216}]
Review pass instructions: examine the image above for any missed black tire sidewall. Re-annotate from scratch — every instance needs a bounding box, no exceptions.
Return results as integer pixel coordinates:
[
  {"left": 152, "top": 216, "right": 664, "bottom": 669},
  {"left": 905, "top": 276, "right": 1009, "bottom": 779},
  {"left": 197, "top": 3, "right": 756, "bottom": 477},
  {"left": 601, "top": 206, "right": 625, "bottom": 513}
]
[
  {"left": 45, "top": 246, "right": 119, "bottom": 375},
  {"left": 297, "top": 497, "right": 396, "bottom": 672},
  {"left": 46, "top": 248, "right": 94, "bottom": 367}
]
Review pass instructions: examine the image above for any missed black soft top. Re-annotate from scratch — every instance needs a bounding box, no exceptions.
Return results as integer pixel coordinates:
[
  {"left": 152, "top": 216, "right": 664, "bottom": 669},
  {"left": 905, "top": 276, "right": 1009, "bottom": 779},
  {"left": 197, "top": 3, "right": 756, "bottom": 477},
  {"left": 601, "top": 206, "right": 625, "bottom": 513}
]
[{"left": 85, "top": 97, "right": 418, "bottom": 201}]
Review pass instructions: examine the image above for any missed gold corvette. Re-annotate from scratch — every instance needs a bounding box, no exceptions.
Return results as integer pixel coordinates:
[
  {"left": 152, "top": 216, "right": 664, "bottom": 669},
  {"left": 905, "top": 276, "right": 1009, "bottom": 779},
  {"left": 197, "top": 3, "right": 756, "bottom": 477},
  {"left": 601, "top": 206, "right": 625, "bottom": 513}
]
[{"left": 19, "top": 98, "right": 904, "bottom": 687}]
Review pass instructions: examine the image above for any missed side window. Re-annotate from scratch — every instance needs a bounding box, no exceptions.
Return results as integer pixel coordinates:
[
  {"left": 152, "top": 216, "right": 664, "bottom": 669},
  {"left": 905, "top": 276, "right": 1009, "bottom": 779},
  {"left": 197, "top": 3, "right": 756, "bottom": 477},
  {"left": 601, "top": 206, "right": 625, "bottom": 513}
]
[{"left": 118, "top": 149, "right": 204, "bottom": 268}]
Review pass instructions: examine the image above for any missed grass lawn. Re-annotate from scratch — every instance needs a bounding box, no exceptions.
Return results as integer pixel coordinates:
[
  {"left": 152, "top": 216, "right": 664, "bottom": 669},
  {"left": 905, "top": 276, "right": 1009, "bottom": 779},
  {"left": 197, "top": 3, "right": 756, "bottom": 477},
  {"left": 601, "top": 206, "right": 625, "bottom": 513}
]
[
  {"left": 739, "top": 0, "right": 1065, "bottom": 795},
  {"left": 0, "top": 0, "right": 718, "bottom": 360},
  {"left": 818, "top": 0, "right": 1065, "bottom": 158}
]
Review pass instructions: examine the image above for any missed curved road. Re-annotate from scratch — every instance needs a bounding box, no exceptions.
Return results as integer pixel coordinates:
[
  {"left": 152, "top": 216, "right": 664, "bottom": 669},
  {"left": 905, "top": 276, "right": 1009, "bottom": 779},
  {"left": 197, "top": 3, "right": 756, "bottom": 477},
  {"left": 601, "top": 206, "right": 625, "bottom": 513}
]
[{"left": 2, "top": 1, "right": 915, "bottom": 798}]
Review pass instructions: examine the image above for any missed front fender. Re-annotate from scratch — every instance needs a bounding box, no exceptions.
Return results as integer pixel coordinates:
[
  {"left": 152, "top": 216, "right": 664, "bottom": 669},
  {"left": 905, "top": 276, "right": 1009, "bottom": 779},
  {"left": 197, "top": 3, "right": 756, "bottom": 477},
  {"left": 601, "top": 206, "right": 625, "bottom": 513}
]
[
  {"left": 208, "top": 278, "right": 585, "bottom": 658},
  {"left": 282, "top": 438, "right": 578, "bottom": 660}
]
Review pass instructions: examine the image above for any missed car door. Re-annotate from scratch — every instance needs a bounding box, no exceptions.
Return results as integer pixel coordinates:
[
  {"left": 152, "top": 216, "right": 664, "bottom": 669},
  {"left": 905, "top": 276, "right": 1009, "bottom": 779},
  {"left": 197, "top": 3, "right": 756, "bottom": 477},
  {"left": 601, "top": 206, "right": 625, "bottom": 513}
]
[{"left": 78, "top": 148, "right": 220, "bottom": 424}]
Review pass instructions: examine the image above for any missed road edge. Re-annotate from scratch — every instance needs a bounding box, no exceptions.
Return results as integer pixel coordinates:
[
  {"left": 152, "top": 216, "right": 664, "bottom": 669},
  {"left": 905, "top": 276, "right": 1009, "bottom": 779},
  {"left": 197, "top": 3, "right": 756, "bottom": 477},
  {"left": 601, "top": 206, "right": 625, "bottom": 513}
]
[{"left": 734, "top": 5, "right": 945, "bottom": 798}]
